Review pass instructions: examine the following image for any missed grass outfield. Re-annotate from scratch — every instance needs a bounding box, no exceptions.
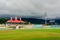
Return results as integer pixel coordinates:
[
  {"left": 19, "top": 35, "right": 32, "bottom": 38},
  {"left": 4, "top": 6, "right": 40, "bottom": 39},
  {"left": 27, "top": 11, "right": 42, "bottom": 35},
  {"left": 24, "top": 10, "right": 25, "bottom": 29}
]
[{"left": 0, "top": 29, "right": 60, "bottom": 40}]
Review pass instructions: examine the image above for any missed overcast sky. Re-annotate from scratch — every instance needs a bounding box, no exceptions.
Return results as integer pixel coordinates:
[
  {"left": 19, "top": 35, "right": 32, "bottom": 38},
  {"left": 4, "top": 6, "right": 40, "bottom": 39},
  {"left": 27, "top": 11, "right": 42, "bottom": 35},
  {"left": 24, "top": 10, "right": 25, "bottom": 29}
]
[{"left": 0, "top": 0, "right": 60, "bottom": 18}]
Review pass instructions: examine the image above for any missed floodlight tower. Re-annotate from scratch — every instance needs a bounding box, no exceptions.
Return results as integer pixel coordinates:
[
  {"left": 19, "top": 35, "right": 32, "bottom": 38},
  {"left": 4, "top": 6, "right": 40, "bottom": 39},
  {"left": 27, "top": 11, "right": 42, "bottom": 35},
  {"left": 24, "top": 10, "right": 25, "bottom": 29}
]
[{"left": 44, "top": 12, "right": 47, "bottom": 25}]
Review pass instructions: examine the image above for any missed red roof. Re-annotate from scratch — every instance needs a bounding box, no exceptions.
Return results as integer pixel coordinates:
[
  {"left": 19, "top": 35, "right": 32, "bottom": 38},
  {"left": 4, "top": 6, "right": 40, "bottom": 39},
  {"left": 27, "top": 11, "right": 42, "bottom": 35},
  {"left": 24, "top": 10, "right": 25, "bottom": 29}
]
[{"left": 7, "top": 17, "right": 24, "bottom": 23}]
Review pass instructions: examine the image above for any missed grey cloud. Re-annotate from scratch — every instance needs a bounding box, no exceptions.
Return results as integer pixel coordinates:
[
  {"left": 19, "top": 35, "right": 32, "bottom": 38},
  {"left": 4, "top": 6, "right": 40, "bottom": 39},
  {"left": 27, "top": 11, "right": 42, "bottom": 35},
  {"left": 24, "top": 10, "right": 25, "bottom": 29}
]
[{"left": 0, "top": 0, "right": 60, "bottom": 18}]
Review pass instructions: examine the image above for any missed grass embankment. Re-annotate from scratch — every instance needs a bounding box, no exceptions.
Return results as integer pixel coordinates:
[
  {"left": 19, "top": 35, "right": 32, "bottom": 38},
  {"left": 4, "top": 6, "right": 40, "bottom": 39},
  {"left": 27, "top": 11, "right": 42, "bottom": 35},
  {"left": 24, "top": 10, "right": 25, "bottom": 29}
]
[{"left": 0, "top": 29, "right": 60, "bottom": 40}]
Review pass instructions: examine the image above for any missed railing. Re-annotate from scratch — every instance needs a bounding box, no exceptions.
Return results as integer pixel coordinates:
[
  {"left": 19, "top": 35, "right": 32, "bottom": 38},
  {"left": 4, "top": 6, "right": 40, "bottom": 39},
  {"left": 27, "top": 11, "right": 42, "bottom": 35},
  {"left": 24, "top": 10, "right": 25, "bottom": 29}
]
[
  {"left": 33, "top": 25, "right": 60, "bottom": 28},
  {"left": 0, "top": 24, "right": 60, "bottom": 30}
]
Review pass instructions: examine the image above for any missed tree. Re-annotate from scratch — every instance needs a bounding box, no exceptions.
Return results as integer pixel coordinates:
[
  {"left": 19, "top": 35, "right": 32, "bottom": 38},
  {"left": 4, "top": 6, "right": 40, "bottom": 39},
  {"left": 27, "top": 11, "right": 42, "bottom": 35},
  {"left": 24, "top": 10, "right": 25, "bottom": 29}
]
[
  {"left": 0, "top": 18, "right": 7, "bottom": 24},
  {"left": 24, "top": 20, "right": 28, "bottom": 24}
]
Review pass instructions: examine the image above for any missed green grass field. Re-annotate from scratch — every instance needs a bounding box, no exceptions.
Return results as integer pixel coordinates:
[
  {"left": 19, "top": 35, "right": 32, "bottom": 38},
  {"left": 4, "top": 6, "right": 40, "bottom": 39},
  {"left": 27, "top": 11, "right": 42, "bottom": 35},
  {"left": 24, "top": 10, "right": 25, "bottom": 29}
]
[{"left": 0, "top": 29, "right": 60, "bottom": 40}]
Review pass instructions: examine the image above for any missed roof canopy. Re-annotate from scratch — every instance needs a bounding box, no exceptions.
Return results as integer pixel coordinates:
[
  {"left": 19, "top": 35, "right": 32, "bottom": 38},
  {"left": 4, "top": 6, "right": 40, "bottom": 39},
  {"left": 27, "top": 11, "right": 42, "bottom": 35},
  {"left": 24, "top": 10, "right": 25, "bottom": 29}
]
[{"left": 7, "top": 17, "right": 24, "bottom": 23}]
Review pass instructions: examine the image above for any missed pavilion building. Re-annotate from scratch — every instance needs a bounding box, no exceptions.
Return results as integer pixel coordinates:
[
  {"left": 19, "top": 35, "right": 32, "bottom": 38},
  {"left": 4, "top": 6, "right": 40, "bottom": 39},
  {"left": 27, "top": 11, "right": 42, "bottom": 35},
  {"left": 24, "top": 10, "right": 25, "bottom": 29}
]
[{"left": 6, "top": 17, "right": 25, "bottom": 29}]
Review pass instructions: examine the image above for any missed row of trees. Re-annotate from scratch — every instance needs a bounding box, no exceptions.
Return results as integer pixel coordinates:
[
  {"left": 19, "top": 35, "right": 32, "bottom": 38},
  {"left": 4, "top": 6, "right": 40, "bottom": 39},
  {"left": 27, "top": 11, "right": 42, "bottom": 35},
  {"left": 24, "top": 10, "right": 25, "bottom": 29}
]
[
  {"left": 0, "top": 18, "right": 7, "bottom": 24},
  {"left": 0, "top": 18, "right": 29, "bottom": 24}
]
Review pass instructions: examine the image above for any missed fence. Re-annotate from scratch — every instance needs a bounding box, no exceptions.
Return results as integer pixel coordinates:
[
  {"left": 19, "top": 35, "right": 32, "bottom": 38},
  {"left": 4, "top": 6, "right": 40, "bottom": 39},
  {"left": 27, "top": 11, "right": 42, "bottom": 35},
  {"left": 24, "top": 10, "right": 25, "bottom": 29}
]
[
  {"left": 0, "top": 24, "right": 60, "bottom": 30},
  {"left": 33, "top": 24, "right": 60, "bottom": 28}
]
